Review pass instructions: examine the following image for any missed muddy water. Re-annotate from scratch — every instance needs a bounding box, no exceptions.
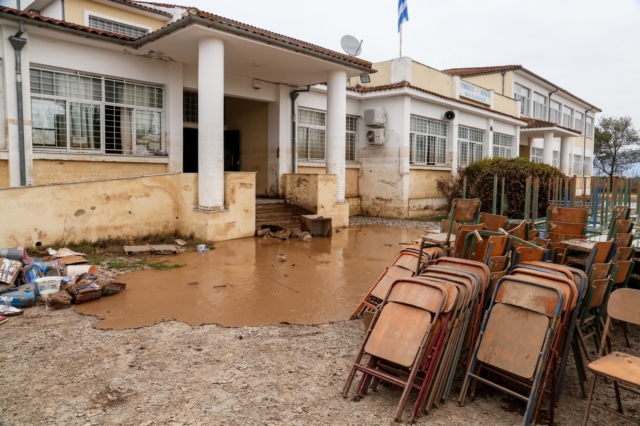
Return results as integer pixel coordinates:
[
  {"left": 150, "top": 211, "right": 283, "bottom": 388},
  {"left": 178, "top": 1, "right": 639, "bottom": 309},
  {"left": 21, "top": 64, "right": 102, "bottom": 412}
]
[{"left": 77, "top": 225, "right": 425, "bottom": 329}]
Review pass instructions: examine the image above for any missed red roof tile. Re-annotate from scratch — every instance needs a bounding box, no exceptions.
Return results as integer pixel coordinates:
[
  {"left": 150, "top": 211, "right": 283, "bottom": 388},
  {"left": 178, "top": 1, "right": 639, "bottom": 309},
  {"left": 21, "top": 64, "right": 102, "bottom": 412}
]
[
  {"left": 443, "top": 65, "right": 522, "bottom": 77},
  {"left": 348, "top": 81, "right": 526, "bottom": 122},
  {"left": 520, "top": 117, "right": 581, "bottom": 134}
]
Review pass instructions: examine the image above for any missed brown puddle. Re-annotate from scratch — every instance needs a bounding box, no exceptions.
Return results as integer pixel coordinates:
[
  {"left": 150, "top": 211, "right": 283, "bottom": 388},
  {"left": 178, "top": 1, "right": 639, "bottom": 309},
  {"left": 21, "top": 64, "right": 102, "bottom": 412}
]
[{"left": 76, "top": 225, "right": 425, "bottom": 329}]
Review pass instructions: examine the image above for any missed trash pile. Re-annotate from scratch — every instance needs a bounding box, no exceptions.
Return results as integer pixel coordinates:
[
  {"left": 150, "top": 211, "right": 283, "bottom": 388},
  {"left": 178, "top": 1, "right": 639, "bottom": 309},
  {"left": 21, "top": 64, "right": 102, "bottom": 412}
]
[
  {"left": 256, "top": 225, "right": 312, "bottom": 242},
  {"left": 346, "top": 198, "right": 637, "bottom": 425},
  {"left": 0, "top": 246, "right": 126, "bottom": 323}
]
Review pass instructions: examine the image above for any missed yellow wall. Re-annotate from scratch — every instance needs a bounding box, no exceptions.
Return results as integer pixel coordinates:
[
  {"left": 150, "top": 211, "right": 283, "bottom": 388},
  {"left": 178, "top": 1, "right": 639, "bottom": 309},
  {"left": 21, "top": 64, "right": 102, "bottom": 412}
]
[
  {"left": 586, "top": 137, "right": 593, "bottom": 152},
  {"left": 225, "top": 97, "right": 269, "bottom": 196},
  {"left": 408, "top": 169, "right": 450, "bottom": 199},
  {"left": 0, "top": 172, "right": 256, "bottom": 246},
  {"left": 411, "top": 62, "right": 452, "bottom": 98},
  {"left": 32, "top": 159, "right": 168, "bottom": 185},
  {"left": 65, "top": 0, "right": 168, "bottom": 31},
  {"left": 0, "top": 159, "right": 8, "bottom": 188},
  {"left": 350, "top": 60, "right": 392, "bottom": 87},
  {"left": 493, "top": 93, "right": 518, "bottom": 117},
  {"left": 295, "top": 166, "right": 359, "bottom": 198}
]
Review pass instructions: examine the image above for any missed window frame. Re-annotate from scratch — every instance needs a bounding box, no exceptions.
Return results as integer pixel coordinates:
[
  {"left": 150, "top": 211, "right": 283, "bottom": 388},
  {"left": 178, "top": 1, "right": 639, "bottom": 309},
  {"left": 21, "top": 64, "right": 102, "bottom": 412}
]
[
  {"left": 549, "top": 100, "right": 562, "bottom": 124},
  {"left": 532, "top": 92, "right": 548, "bottom": 120},
  {"left": 30, "top": 66, "right": 165, "bottom": 156},
  {"left": 493, "top": 132, "right": 514, "bottom": 159},
  {"left": 563, "top": 105, "right": 574, "bottom": 129},
  {"left": 574, "top": 111, "right": 584, "bottom": 132},
  {"left": 573, "top": 154, "right": 582, "bottom": 175},
  {"left": 345, "top": 115, "right": 358, "bottom": 162},
  {"left": 531, "top": 147, "right": 544, "bottom": 164},
  {"left": 409, "top": 115, "right": 448, "bottom": 166},
  {"left": 514, "top": 83, "right": 531, "bottom": 116},
  {"left": 586, "top": 116, "right": 594, "bottom": 138},
  {"left": 552, "top": 150, "right": 559, "bottom": 168},
  {"left": 85, "top": 10, "right": 151, "bottom": 37},
  {"left": 297, "top": 108, "right": 326, "bottom": 162},
  {"left": 457, "top": 125, "right": 484, "bottom": 168}
]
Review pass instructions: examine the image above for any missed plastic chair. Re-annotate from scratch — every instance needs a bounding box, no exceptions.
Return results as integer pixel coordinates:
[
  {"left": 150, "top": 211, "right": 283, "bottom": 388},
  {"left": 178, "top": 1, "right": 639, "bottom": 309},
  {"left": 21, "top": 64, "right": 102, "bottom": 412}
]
[{"left": 581, "top": 288, "right": 640, "bottom": 425}]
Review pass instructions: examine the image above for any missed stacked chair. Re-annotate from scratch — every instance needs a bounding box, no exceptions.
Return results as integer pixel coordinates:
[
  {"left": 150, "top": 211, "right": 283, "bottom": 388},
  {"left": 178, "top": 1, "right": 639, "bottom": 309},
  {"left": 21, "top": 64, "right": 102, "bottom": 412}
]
[
  {"left": 545, "top": 206, "right": 589, "bottom": 264},
  {"left": 343, "top": 258, "right": 489, "bottom": 421}
]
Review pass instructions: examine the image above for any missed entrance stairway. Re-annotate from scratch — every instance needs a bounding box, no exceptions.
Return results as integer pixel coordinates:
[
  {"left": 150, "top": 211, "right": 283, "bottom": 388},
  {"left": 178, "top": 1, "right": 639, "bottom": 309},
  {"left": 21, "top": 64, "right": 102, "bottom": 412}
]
[{"left": 255, "top": 199, "right": 302, "bottom": 230}]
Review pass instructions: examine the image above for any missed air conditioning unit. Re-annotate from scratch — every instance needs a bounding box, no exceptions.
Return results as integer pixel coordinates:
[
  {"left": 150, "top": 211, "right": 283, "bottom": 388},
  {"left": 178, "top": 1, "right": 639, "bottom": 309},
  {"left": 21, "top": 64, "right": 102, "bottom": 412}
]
[
  {"left": 366, "top": 129, "right": 385, "bottom": 145},
  {"left": 364, "top": 107, "right": 386, "bottom": 127}
]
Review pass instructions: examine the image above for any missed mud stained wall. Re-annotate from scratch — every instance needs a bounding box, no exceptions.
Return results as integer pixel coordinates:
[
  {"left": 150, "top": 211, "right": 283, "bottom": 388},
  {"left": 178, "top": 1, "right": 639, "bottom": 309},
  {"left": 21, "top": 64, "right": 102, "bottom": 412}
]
[
  {"left": 32, "top": 160, "right": 168, "bottom": 185},
  {"left": 295, "top": 167, "right": 359, "bottom": 198},
  {"left": 282, "top": 174, "right": 349, "bottom": 227},
  {"left": 408, "top": 169, "right": 449, "bottom": 217},
  {"left": 0, "top": 159, "right": 8, "bottom": 188},
  {"left": 225, "top": 98, "right": 269, "bottom": 196}
]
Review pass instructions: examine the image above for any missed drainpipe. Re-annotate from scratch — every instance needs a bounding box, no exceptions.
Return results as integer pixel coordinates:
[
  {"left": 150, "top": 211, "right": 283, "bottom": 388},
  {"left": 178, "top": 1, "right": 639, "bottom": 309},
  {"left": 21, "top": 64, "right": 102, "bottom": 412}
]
[
  {"left": 9, "top": 22, "right": 27, "bottom": 186},
  {"left": 548, "top": 88, "right": 559, "bottom": 121},
  {"left": 289, "top": 86, "right": 310, "bottom": 174},
  {"left": 583, "top": 107, "right": 594, "bottom": 196},
  {"left": 500, "top": 70, "right": 505, "bottom": 96}
]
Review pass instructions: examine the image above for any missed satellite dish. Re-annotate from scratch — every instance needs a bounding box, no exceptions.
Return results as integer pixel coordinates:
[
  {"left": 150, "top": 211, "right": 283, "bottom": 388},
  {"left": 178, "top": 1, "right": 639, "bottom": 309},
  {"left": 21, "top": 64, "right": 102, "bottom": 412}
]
[{"left": 340, "top": 35, "right": 363, "bottom": 57}]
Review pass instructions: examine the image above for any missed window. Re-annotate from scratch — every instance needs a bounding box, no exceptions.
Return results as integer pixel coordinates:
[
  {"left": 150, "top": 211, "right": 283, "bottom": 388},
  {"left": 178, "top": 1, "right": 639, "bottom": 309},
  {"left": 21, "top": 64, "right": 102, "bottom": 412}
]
[
  {"left": 550, "top": 100, "right": 562, "bottom": 124},
  {"left": 584, "top": 156, "right": 592, "bottom": 175},
  {"left": 586, "top": 116, "right": 594, "bottom": 137},
  {"left": 532, "top": 92, "right": 548, "bottom": 120},
  {"left": 458, "top": 126, "right": 484, "bottom": 167},
  {"left": 573, "top": 154, "right": 582, "bottom": 175},
  {"left": 493, "top": 133, "right": 513, "bottom": 158},
  {"left": 531, "top": 147, "right": 543, "bottom": 163},
  {"left": 88, "top": 15, "right": 148, "bottom": 38},
  {"left": 552, "top": 150, "right": 559, "bottom": 168},
  {"left": 297, "top": 109, "right": 325, "bottom": 161},
  {"left": 183, "top": 91, "right": 198, "bottom": 123},
  {"left": 574, "top": 111, "right": 584, "bottom": 132},
  {"left": 514, "top": 84, "right": 530, "bottom": 116},
  {"left": 30, "top": 67, "right": 164, "bottom": 155},
  {"left": 345, "top": 116, "right": 357, "bottom": 162},
  {"left": 409, "top": 115, "right": 447, "bottom": 166},
  {"left": 563, "top": 106, "right": 573, "bottom": 129}
]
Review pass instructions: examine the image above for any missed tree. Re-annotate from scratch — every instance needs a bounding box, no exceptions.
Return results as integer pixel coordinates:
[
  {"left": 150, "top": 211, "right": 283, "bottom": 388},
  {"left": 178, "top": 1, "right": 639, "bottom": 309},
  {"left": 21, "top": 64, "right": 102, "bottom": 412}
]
[{"left": 593, "top": 116, "right": 640, "bottom": 180}]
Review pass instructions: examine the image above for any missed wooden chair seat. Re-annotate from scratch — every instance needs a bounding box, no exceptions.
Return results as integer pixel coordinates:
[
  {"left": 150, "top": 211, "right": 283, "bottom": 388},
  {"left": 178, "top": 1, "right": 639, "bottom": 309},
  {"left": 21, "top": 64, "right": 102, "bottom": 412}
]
[{"left": 587, "top": 352, "right": 640, "bottom": 385}]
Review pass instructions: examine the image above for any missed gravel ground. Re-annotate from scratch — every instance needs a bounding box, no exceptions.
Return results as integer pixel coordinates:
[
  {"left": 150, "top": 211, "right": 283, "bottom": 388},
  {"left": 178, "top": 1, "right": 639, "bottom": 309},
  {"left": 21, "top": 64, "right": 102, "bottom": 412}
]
[
  {"left": 0, "top": 301, "right": 638, "bottom": 425},
  {"left": 349, "top": 215, "right": 442, "bottom": 230}
]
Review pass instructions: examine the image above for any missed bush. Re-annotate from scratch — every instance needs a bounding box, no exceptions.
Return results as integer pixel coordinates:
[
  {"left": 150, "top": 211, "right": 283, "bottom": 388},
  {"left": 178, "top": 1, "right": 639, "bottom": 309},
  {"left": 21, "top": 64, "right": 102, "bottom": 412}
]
[{"left": 436, "top": 157, "right": 565, "bottom": 219}]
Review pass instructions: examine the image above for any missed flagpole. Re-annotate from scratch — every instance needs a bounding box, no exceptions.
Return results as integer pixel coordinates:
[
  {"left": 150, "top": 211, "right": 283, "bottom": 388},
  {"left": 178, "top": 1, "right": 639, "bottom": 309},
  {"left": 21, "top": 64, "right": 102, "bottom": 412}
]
[{"left": 399, "top": 25, "right": 402, "bottom": 58}]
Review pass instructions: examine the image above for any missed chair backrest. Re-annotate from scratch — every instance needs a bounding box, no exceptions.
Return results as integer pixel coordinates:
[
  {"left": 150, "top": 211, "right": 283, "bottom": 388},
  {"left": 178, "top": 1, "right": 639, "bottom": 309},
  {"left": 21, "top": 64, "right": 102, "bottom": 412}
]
[
  {"left": 608, "top": 288, "right": 640, "bottom": 326},
  {"left": 532, "top": 237, "right": 550, "bottom": 248},
  {"left": 479, "top": 212, "right": 509, "bottom": 232},
  {"left": 590, "top": 277, "right": 611, "bottom": 308},
  {"left": 433, "top": 257, "right": 490, "bottom": 293},
  {"left": 614, "top": 233, "right": 633, "bottom": 248},
  {"left": 548, "top": 221, "right": 586, "bottom": 236},
  {"left": 613, "top": 260, "right": 633, "bottom": 285},
  {"left": 513, "top": 246, "right": 546, "bottom": 263},
  {"left": 451, "top": 198, "right": 482, "bottom": 222},
  {"left": 370, "top": 265, "right": 415, "bottom": 300},
  {"left": 452, "top": 224, "right": 486, "bottom": 258},
  {"left": 441, "top": 219, "right": 459, "bottom": 235},
  {"left": 611, "top": 205, "right": 630, "bottom": 222},
  {"left": 613, "top": 219, "right": 633, "bottom": 235},
  {"left": 547, "top": 206, "right": 589, "bottom": 224},
  {"left": 588, "top": 240, "right": 615, "bottom": 265},
  {"left": 508, "top": 221, "right": 527, "bottom": 240},
  {"left": 387, "top": 279, "right": 454, "bottom": 312},
  {"left": 510, "top": 268, "right": 577, "bottom": 311},
  {"left": 589, "top": 263, "right": 610, "bottom": 282},
  {"left": 468, "top": 234, "right": 509, "bottom": 263},
  {"left": 489, "top": 255, "right": 509, "bottom": 273},
  {"left": 616, "top": 247, "right": 634, "bottom": 261}
]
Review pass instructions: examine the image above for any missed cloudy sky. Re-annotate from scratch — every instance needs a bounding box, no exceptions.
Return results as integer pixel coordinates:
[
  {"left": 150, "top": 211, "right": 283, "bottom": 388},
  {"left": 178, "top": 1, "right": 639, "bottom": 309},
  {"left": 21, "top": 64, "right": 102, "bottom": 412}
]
[{"left": 174, "top": 0, "right": 636, "bottom": 124}]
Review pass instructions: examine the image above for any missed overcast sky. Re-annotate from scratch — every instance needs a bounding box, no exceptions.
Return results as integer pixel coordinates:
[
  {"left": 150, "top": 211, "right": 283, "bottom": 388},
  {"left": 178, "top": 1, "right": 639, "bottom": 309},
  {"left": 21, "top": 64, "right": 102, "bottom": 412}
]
[{"left": 176, "top": 0, "right": 636, "bottom": 124}]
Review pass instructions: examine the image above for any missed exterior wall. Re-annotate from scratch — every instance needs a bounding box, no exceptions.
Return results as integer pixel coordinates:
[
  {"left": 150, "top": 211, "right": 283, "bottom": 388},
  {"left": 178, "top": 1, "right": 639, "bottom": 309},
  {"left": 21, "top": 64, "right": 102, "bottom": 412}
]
[
  {"left": 350, "top": 60, "right": 391, "bottom": 87},
  {"left": 0, "top": 172, "right": 255, "bottom": 246},
  {"left": 225, "top": 97, "right": 269, "bottom": 196},
  {"left": 464, "top": 73, "right": 513, "bottom": 97},
  {"left": 408, "top": 169, "right": 449, "bottom": 217},
  {"left": 0, "top": 159, "right": 7, "bottom": 187},
  {"left": 282, "top": 173, "right": 349, "bottom": 227},
  {"left": 411, "top": 62, "right": 452, "bottom": 98},
  {"left": 65, "top": 0, "right": 168, "bottom": 31},
  {"left": 493, "top": 93, "right": 518, "bottom": 117},
  {"left": 32, "top": 159, "right": 168, "bottom": 185}
]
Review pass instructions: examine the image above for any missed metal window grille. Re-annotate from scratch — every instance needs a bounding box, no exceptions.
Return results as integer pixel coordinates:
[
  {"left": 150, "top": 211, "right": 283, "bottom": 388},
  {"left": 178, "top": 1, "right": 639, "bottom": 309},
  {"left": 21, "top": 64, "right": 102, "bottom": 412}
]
[
  {"left": 573, "top": 155, "right": 582, "bottom": 175},
  {"left": 458, "top": 126, "right": 484, "bottom": 167},
  {"left": 531, "top": 147, "right": 543, "bottom": 164},
  {"left": 532, "top": 93, "right": 547, "bottom": 120},
  {"left": 514, "top": 84, "right": 530, "bottom": 116},
  {"left": 30, "top": 67, "right": 164, "bottom": 155},
  {"left": 552, "top": 150, "right": 559, "bottom": 168},
  {"left": 345, "top": 115, "right": 357, "bottom": 162},
  {"left": 410, "top": 115, "right": 448, "bottom": 166},
  {"left": 88, "top": 15, "right": 148, "bottom": 38},
  {"left": 297, "top": 108, "right": 326, "bottom": 161},
  {"left": 183, "top": 91, "right": 198, "bottom": 123},
  {"left": 492, "top": 133, "right": 513, "bottom": 159}
]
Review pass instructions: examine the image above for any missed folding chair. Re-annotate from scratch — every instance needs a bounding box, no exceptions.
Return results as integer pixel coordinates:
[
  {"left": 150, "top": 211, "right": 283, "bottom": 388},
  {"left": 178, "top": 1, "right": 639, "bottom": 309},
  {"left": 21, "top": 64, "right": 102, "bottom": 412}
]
[
  {"left": 565, "top": 240, "right": 616, "bottom": 275},
  {"left": 459, "top": 276, "right": 566, "bottom": 426},
  {"left": 418, "top": 198, "right": 481, "bottom": 254},
  {"left": 582, "top": 288, "right": 640, "bottom": 425},
  {"left": 342, "top": 278, "right": 449, "bottom": 421}
]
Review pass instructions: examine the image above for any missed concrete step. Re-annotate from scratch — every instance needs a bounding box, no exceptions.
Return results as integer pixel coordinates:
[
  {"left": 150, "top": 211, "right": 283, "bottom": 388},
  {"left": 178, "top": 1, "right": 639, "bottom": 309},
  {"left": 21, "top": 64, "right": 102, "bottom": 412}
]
[
  {"left": 256, "top": 211, "right": 297, "bottom": 220},
  {"left": 256, "top": 205, "right": 294, "bottom": 213}
]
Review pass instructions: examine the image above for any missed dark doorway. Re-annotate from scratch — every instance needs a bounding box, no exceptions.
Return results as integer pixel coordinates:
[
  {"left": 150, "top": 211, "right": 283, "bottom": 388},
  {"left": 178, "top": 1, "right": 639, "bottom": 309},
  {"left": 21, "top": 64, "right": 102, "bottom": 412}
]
[{"left": 182, "top": 129, "right": 241, "bottom": 173}]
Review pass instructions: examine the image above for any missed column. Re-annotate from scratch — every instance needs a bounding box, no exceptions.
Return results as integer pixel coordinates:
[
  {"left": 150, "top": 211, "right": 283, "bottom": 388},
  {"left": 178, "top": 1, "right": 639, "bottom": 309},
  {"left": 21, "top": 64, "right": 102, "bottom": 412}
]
[
  {"left": 197, "top": 37, "right": 225, "bottom": 210},
  {"left": 450, "top": 108, "right": 459, "bottom": 175},
  {"left": 486, "top": 118, "right": 494, "bottom": 159},
  {"left": 326, "top": 69, "right": 347, "bottom": 203},
  {"left": 560, "top": 136, "right": 571, "bottom": 175},
  {"left": 167, "top": 61, "right": 183, "bottom": 173},
  {"left": 543, "top": 131, "right": 554, "bottom": 165},
  {"left": 267, "top": 84, "right": 292, "bottom": 197}
]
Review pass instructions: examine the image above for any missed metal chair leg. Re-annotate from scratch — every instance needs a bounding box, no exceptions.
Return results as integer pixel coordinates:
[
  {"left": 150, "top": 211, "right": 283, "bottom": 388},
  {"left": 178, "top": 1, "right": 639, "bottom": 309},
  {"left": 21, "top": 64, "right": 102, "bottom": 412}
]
[{"left": 581, "top": 373, "right": 598, "bottom": 426}]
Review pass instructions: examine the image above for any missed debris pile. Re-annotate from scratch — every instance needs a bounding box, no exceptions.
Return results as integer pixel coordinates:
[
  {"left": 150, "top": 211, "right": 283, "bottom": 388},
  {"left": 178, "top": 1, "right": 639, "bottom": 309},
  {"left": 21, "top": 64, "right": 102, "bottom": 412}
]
[{"left": 0, "top": 246, "right": 126, "bottom": 321}]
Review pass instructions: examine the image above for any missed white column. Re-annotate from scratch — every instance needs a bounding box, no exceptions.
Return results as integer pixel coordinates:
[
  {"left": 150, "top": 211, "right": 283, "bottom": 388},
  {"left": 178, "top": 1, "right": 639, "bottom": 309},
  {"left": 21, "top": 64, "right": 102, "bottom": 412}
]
[
  {"left": 450, "top": 108, "right": 459, "bottom": 175},
  {"left": 197, "top": 37, "right": 225, "bottom": 210},
  {"left": 267, "top": 84, "right": 292, "bottom": 197},
  {"left": 486, "top": 118, "right": 494, "bottom": 159},
  {"left": 560, "top": 136, "right": 571, "bottom": 175},
  {"left": 167, "top": 61, "right": 183, "bottom": 173},
  {"left": 543, "top": 131, "right": 554, "bottom": 165},
  {"left": 326, "top": 69, "right": 347, "bottom": 203}
]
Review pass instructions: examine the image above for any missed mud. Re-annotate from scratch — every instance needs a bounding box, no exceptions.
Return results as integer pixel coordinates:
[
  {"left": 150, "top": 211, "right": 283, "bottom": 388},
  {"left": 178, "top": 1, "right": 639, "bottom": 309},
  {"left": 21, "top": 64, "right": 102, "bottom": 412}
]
[{"left": 77, "top": 225, "right": 425, "bottom": 329}]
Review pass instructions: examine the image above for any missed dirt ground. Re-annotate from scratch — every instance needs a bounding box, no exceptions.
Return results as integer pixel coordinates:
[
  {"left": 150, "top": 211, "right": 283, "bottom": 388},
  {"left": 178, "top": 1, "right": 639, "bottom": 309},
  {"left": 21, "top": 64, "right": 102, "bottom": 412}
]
[
  {"left": 1, "top": 303, "right": 638, "bottom": 425},
  {"left": 1, "top": 218, "right": 639, "bottom": 425}
]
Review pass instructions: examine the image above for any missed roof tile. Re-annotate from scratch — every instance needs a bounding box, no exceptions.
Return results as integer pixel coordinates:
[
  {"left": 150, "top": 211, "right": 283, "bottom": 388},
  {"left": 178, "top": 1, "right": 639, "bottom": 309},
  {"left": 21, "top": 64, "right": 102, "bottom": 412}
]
[{"left": 443, "top": 65, "right": 522, "bottom": 76}]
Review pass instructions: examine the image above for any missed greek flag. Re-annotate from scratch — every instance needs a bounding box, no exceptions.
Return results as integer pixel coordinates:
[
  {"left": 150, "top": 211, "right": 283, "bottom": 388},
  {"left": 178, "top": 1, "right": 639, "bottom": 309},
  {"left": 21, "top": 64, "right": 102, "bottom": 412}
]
[{"left": 398, "top": 0, "right": 409, "bottom": 32}]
